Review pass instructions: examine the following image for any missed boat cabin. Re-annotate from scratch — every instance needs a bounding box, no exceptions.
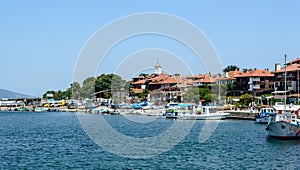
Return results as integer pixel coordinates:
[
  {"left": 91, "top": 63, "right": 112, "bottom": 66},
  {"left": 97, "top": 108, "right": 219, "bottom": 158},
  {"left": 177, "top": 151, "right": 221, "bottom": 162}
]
[{"left": 259, "top": 108, "right": 275, "bottom": 117}]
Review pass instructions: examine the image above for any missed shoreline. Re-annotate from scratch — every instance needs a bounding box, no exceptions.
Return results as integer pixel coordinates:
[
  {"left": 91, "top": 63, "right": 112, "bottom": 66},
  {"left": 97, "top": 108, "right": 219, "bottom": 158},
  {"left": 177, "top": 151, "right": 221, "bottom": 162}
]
[{"left": 0, "top": 107, "right": 257, "bottom": 120}]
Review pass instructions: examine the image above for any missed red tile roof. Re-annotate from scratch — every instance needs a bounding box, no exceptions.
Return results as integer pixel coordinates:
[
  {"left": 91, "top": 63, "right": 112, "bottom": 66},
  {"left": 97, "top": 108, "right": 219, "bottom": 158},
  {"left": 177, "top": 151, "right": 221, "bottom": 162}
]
[
  {"left": 287, "top": 58, "right": 300, "bottom": 65},
  {"left": 160, "top": 76, "right": 183, "bottom": 84},
  {"left": 234, "top": 69, "right": 274, "bottom": 77},
  {"left": 131, "top": 79, "right": 146, "bottom": 85},
  {"left": 227, "top": 70, "right": 243, "bottom": 77},
  {"left": 200, "top": 74, "right": 216, "bottom": 83},
  {"left": 275, "top": 64, "right": 300, "bottom": 73},
  {"left": 149, "top": 74, "right": 170, "bottom": 84}
]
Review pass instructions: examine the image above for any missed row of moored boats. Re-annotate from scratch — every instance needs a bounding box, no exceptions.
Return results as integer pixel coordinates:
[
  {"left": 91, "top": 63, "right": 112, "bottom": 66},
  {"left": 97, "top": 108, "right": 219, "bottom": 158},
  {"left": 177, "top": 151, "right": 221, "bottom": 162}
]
[{"left": 165, "top": 102, "right": 300, "bottom": 139}]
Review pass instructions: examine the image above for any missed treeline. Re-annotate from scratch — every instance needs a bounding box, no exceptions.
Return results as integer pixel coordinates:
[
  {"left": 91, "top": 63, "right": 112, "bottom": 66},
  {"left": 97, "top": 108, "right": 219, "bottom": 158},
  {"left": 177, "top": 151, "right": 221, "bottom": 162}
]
[
  {"left": 43, "top": 65, "right": 242, "bottom": 101},
  {"left": 43, "top": 73, "right": 130, "bottom": 100}
]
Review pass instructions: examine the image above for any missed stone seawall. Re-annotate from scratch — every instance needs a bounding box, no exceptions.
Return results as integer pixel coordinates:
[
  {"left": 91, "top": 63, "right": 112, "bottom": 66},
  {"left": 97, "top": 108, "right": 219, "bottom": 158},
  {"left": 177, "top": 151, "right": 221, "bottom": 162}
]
[{"left": 226, "top": 111, "right": 257, "bottom": 120}]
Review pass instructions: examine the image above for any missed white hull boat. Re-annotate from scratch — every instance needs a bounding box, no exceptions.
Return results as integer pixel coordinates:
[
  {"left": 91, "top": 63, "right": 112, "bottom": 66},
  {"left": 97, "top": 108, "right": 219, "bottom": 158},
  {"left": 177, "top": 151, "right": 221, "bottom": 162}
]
[
  {"left": 256, "top": 108, "right": 275, "bottom": 124},
  {"left": 266, "top": 113, "right": 300, "bottom": 139},
  {"left": 180, "top": 112, "right": 229, "bottom": 120},
  {"left": 165, "top": 104, "right": 230, "bottom": 120},
  {"left": 266, "top": 121, "right": 300, "bottom": 139},
  {"left": 256, "top": 117, "right": 269, "bottom": 124}
]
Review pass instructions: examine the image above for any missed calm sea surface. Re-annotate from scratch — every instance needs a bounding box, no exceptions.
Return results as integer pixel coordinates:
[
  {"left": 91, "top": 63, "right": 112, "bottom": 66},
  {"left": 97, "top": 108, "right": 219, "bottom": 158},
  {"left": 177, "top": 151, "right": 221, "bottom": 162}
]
[{"left": 0, "top": 111, "right": 299, "bottom": 169}]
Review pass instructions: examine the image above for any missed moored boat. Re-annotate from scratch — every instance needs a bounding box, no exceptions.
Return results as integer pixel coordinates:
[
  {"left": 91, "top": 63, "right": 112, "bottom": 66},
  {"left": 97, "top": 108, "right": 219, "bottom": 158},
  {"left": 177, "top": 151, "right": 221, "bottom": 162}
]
[
  {"left": 266, "top": 113, "right": 300, "bottom": 139},
  {"left": 165, "top": 103, "right": 230, "bottom": 120},
  {"left": 256, "top": 107, "right": 275, "bottom": 124},
  {"left": 165, "top": 103, "right": 192, "bottom": 119},
  {"left": 180, "top": 105, "right": 230, "bottom": 120}
]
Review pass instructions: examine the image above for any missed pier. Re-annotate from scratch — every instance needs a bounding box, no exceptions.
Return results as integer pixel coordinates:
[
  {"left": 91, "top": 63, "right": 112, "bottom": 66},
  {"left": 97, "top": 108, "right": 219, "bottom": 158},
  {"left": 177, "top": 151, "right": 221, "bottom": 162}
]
[{"left": 226, "top": 110, "right": 257, "bottom": 120}]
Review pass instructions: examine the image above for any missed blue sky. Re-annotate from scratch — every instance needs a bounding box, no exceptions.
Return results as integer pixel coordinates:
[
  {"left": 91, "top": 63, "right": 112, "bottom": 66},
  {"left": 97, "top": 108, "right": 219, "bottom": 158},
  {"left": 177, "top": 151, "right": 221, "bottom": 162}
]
[{"left": 0, "top": 0, "right": 299, "bottom": 96}]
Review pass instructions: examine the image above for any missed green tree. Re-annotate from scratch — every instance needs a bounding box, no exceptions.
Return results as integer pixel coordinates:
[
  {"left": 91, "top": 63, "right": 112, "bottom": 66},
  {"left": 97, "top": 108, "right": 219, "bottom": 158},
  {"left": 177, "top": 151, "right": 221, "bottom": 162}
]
[
  {"left": 203, "top": 93, "right": 218, "bottom": 102},
  {"left": 138, "top": 89, "right": 149, "bottom": 99},
  {"left": 223, "top": 65, "right": 239, "bottom": 72},
  {"left": 182, "top": 87, "right": 200, "bottom": 103},
  {"left": 80, "top": 77, "right": 96, "bottom": 99},
  {"left": 71, "top": 82, "right": 81, "bottom": 99},
  {"left": 95, "top": 73, "right": 124, "bottom": 98},
  {"left": 139, "top": 73, "right": 149, "bottom": 77},
  {"left": 198, "top": 86, "right": 217, "bottom": 102},
  {"left": 43, "top": 90, "right": 55, "bottom": 99},
  {"left": 123, "top": 81, "right": 131, "bottom": 91},
  {"left": 239, "top": 93, "right": 252, "bottom": 106},
  {"left": 199, "top": 87, "right": 210, "bottom": 100}
]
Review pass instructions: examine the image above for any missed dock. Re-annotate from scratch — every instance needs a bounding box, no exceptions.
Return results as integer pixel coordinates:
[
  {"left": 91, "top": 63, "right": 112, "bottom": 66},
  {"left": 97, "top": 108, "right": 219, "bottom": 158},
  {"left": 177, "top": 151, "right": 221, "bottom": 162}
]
[{"left": 226, "top": 110, "right": 257, "bottom": 120}]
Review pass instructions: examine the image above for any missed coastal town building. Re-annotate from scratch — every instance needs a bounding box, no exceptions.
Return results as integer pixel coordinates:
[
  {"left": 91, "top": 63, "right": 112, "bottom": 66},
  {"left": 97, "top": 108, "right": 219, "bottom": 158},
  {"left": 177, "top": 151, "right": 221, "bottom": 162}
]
[
  {"left": 232, "top": 69, "right": 274, "bottom": 96},
  {"left": 273, "top": 58, "right": 300, "bottom": 101},
  {"left": 130, "top": 57, "right": 300, "bottom": 103}
]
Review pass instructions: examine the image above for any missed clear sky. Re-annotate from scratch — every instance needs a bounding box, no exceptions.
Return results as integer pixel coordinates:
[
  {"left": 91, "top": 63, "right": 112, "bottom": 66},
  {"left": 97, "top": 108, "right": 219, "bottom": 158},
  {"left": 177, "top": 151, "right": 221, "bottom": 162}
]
[{"left": 0, "top": 0, "right": 299, "bottom": 96}]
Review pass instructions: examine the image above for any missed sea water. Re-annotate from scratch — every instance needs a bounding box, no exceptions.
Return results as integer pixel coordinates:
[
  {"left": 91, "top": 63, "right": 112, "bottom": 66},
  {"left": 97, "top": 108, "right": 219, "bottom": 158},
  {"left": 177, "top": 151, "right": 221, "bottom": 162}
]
[{"left": 0, "top": 112, "right": 299, "bottom": 169}]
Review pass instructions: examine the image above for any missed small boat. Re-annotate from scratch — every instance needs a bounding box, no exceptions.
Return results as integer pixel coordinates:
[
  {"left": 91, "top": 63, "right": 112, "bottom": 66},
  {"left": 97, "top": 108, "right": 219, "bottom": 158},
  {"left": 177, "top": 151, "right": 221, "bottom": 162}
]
[
  {"left": 34, "top": 107, "right": 48, "bottom": 112},
  {"left": 165, "top": 103, "right": 192, "bottom": 119},
  {"left": 180, "top": 105, "right": 230, "bottom": 120},
  {"left": 256, "top": 107, "right": 275, "bottom": 124},
  {"left": 266, "top": 112, "right": 300, "bottom": 139},
  {"left": 165, "top": 108, "right": 182, "bottom": 119},
  {"left": 165, "top": 103, "right": 230, "bottom": 120}
]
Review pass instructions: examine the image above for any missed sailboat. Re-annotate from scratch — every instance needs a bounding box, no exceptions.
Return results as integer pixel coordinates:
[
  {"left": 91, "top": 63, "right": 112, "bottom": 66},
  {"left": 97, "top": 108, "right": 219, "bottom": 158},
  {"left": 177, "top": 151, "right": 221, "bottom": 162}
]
[{"left": 265, "top": 55, "right": 300, "bottom": 139}]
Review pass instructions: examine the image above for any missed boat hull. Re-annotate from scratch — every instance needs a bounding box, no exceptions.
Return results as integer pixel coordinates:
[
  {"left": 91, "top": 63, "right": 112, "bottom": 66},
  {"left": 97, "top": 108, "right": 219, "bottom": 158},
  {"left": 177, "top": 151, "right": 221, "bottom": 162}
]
[
  {"left": 180, "top": 113, "right": 230, "bottom": 120},
  {"left": 165, "top": 112, "right": 180, "bottom": 119},
  {"left": 267, "top": 122, "right": 300, "bottom": 139},
  {"left": 255, "top": 117, "right": 269, "bottom": 124}
]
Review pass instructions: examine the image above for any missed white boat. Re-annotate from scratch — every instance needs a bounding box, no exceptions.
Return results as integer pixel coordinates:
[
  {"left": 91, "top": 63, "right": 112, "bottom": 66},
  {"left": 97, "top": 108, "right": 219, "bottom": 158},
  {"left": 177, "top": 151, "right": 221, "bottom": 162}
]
[
  {"left": 273, "top": 102, "right": 300, "bottom": 112},
  {"left": 255, "top": 107, "right": 275, "bottom": 124},
  {"left": 165, "top": 109, "right": 181, "bottom": 119},
  {"left": 34, "top": 107, "right": 48, "bottom": 112},
  {"left": 180, "top": 105, "right": 230, "bottom": 120},
  {"left": 165, "top": 103, "right": 193, "bottom": 119},
  {"left": 266, "top": 113, "right": 300, "bottom": 139},
  {"left": 165, "top": 104, "right": 230, "bottom": 120}
]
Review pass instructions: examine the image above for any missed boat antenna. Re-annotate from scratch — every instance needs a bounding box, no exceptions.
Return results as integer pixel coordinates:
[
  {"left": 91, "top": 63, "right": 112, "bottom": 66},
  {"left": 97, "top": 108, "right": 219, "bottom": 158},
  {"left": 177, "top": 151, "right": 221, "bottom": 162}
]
[{"left": 284, "top": 54, "right": 287, "bottom": 114}]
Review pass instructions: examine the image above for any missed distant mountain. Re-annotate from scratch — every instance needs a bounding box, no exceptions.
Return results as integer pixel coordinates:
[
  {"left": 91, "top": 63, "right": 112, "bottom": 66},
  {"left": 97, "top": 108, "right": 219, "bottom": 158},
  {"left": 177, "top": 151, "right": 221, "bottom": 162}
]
[{"left": 0, "top": 89, "right": 36, "bottom": 99}]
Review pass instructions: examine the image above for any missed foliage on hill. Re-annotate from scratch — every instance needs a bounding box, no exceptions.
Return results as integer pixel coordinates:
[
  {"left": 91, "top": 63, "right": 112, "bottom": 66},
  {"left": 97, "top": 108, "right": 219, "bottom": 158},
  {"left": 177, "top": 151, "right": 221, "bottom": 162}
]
[
  {"left": 43, "top": 73, "right": 128, "bottom": 100},
  {"left": 182, "top": 87, "right": 218, "bottom": 103},
  {"left": 223, "top": 65, "right": 239, "bottom": 72}
]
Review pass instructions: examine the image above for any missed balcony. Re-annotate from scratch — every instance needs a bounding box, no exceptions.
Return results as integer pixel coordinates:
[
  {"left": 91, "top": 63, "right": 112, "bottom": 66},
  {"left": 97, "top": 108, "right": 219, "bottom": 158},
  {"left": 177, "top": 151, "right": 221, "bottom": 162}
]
[{"left": 253, "top": 85, "right": 260, "bottom": 89}]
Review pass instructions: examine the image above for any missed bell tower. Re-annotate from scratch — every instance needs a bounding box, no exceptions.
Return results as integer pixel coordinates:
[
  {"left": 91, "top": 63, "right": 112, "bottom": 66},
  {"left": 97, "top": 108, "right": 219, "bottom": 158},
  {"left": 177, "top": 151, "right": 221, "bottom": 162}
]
[{"left": 154, "top": 59, "right": 162, "bottom": 74}]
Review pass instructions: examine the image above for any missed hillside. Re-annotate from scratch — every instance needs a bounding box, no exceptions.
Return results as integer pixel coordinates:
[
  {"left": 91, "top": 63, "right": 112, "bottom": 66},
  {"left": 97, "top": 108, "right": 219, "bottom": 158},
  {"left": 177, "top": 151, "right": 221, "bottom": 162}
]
[{"left": 0, "top": 89, "right": 35, "bottom": 99}]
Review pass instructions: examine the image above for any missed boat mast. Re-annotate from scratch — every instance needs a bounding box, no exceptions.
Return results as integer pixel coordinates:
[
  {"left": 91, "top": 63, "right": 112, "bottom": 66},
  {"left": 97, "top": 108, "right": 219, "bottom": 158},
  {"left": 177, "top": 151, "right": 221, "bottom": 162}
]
[{"left": 284, "top": 54, "right": 287, "bottom": 114}]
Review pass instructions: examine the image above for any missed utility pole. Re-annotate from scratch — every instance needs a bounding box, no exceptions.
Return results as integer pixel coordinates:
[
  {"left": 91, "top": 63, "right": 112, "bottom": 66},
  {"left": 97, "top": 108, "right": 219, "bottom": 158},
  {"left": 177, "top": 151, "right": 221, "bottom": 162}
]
[{"left": 284, "top": 54, "right": 287, "bottom": 113}]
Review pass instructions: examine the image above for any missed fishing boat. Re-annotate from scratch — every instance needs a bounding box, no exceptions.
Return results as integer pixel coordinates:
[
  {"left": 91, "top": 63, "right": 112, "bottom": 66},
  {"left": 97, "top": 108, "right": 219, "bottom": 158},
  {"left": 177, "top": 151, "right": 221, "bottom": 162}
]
[
  {"left": 255, "top": 107, "right": 275, "bottom": 124},
  {"left": 266, "top": 112, "right": 300, "bottom": 139},
  {"left": 165, "top": 103, "right": 230, "bottom": 120},
  {"left": 265, "top": 55, "right": 300, "bottom": 139},
  {"left": 165, "top": 103, "right": 192, "bottom": 119},
  {"left": 180, "top": 105, "right": 230, "bottom": 120}
]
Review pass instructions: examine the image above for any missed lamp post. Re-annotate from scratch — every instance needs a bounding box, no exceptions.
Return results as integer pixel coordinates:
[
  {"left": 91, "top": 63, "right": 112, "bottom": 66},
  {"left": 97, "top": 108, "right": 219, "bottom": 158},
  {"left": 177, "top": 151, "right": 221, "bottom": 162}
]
[{"left": 70, "top": 83, "right": 73, "bottom": 100}]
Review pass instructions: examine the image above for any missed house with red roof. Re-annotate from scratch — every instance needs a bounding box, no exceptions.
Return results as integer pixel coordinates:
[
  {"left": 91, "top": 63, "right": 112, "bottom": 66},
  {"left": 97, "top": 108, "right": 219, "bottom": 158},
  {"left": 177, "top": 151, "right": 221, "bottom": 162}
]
[
  {"left": 273, "top": 58, "right": 300, "bottom": 100},
  {"left": 232, "top": 69, "right": 274, "bottom": 96}
]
